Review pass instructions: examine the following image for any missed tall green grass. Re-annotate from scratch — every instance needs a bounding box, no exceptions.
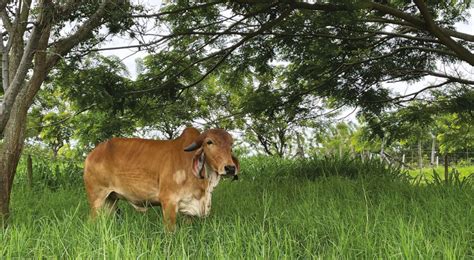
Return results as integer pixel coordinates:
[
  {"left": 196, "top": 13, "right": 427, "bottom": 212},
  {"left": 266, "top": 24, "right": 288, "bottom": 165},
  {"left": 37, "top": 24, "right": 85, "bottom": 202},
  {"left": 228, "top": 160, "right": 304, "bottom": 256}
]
[
  {"left": 2, "top": 156, "right": 473, "bottom": 258},
  {"left": 408, "top": 166, "right": 474, "bottom": 182}
]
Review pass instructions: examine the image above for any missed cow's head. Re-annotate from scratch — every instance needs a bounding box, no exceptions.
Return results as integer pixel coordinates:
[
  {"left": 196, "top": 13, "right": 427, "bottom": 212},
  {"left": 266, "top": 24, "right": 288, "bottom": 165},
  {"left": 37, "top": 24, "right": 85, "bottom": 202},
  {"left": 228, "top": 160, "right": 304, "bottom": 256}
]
[{"left": 184, "top": 129, "right": 239, "bottom": 180}]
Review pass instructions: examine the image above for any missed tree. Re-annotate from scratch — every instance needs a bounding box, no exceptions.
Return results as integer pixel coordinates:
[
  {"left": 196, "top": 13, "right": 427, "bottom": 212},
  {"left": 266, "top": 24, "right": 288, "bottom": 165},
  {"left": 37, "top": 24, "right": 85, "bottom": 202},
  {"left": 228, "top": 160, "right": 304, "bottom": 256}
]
[
  {"left": 313, "top": 122, "right": 357, "bottom": 157},
  {"left": 26, "top": 81, "right": 75, "bottom": 157},
  {"left": 366, "top": 86, "right": 473, "bottom": 176},
  {"left": 231, "top": 67, "right": 323, "bottom": 157},
  {"left": 0, "top": 0, "right": 137, "bottom": 223},
  {"left": 436, "top": 112, "right": 474, "bottom": 182},
  {"left": 132, "top": 51, "right": 203, "bottom": 139},
  {"left": 129, "top": 0, "right": 473, "bottom": 116},
  {"left": 108, "top": 1, "right": 473, "bottom": 161}
]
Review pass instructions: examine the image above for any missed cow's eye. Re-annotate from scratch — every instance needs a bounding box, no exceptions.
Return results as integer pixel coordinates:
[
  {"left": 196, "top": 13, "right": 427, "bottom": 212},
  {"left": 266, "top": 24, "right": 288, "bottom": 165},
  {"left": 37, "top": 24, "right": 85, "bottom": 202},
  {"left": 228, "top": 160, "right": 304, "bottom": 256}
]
[{"left": 207, "top": 140, "right": 213, "bottom": 145}]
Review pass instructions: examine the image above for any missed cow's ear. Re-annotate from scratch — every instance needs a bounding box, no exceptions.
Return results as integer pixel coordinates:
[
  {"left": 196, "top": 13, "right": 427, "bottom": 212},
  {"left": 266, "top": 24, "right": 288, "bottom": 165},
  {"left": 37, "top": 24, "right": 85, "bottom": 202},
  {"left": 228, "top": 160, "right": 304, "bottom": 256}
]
[
  {"left": 232, "top": 155, "right": 240, "bottom": 174},
  {"left": 192, "top": 149, "right": 205, "bottom": 179}
]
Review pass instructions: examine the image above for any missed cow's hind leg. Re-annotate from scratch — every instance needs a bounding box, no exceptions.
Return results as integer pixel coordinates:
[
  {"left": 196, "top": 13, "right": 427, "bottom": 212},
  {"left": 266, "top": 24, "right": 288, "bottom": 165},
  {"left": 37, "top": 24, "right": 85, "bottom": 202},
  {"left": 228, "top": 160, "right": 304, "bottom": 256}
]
[
  {"left": 104, "top": 192, "right": 121, "bottom": 217},
  {"left": 85, "top": 188, "right": 111, "bottom": 219}
]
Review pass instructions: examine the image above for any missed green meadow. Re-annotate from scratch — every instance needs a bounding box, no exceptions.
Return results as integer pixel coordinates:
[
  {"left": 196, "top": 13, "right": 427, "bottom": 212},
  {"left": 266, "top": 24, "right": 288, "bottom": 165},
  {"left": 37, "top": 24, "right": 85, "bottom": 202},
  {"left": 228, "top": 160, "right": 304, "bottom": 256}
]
[{"left": 1, "top": 156, "right": 473, "bottom": 258}]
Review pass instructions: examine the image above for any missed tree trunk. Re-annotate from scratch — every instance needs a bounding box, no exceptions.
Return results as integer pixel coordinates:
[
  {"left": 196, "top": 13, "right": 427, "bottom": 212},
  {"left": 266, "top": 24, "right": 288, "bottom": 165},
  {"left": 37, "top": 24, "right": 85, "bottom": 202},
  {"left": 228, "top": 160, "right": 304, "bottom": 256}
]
[
  {"left": 444, "top": 153, "right": 449, "bottom": 184},
  {"left": 0, "top": 0, "right": 119, "bottom": 226},
  {"left": 295, "top": 133, "right": 304, "bottom": 158},
  {"left": 401, "top": 153, "right": 405, "bottom": 170},
  {"left": 380, "top": 138, "right": 385, "bottom": 162},
  {"left": 430, "top": 135, "right": 436, "bottom": 167},
  {"left": 0, "top": 90, "right": 28, "bottom": 224},
  {"left": 27, "top": 154, "right": 33, "bottom": 189}
]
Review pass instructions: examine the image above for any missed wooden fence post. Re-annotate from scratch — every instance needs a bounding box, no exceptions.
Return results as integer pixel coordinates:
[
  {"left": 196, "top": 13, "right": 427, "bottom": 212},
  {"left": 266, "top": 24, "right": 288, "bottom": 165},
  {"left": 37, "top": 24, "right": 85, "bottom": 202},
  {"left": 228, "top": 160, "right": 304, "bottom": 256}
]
[
  {"left": 430, "top": 135, "right": 436, "bottom": 167},
  {"left": 418, "top": 139, "right": 423, "bottom": 174},
  {"left": 27, "top": 154, "right": 33, "bottom": 189}
]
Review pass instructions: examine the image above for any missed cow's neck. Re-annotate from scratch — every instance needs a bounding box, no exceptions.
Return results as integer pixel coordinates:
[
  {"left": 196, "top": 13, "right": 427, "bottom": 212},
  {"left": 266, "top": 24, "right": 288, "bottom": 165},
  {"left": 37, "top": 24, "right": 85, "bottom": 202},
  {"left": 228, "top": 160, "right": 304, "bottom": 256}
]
[{"left": 205, "top": 164, "right": 220, "bottom": 192}]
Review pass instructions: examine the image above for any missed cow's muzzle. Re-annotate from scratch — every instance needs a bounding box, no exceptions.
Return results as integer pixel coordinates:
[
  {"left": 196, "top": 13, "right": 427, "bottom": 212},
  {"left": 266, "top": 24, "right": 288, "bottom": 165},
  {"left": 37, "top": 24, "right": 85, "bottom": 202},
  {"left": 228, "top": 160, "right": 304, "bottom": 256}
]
[
  {"left": 224, "top": 165, "right": 238, "bottom": 181},
  {"left": 224, "top": 165, "right": 236, "bottom": 175}
]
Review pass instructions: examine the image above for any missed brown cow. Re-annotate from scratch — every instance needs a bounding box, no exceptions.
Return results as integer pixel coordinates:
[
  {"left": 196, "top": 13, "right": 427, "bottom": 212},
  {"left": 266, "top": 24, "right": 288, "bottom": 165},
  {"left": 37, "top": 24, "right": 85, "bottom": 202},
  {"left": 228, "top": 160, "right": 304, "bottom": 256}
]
[{"left": 83, "top": 127, "right": 239, "bottom": 231}]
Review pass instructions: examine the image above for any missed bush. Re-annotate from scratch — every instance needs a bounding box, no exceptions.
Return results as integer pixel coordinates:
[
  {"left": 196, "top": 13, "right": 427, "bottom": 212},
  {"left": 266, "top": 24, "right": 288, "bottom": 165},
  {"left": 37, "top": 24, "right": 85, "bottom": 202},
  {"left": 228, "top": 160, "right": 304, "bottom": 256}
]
[
  {"left": 15, "top": 154, "right": 84, "bottom": 190},
  {"left": 241, "top": 154, "right": 407, "bottom": 182}
]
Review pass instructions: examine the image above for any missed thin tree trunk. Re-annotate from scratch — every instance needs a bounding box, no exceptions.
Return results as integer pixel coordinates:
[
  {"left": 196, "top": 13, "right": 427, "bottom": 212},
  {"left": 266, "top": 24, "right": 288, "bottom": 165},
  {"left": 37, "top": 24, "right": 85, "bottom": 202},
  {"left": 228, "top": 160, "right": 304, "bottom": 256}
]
[
  {"left": 296, "top": 133, "right": 304, "bottom": 158},
  {"left": 430, "top": 135, "right": 436, "bottom": 167},
  {"left": 401, "top": 153, "right": 406, "bottom": 170},
  {"left": 0, "top": 48, "right": 47, "bottom": 223},
  {"left": 0, "top": 90, "right": 28, "bottom": 224},
  {"left": 27, "top": 154, "right": 33, "bottom": 189},
  {"left": 444, "top": 153, "right": 449, "bottom": 184},
  {"left": 380, "top": 138, "right": 385, "bottom": 162}
]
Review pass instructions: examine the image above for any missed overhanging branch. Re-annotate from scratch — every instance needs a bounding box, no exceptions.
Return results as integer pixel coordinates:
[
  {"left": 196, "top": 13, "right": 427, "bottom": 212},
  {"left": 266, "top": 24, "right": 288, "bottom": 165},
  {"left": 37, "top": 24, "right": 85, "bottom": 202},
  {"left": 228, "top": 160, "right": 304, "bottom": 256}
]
[{"left": 131, "top": 0, "right": 226, "bottom": 18}]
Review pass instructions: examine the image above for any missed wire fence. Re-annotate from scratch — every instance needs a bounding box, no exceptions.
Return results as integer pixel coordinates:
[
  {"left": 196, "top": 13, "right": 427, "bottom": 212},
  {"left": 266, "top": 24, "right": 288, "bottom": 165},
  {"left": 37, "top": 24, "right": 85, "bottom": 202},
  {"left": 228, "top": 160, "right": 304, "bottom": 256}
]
[{"left": 380, "top": 150, "right": 473, "bottom": 169}]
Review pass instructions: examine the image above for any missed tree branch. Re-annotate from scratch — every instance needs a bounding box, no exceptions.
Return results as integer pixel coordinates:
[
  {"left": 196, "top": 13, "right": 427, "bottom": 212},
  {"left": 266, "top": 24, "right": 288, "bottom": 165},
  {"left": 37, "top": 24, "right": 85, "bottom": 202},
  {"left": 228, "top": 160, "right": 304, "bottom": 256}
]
[
  {"left": 363, "top": 17, "right": 474, "bottom": 42},
  {"left": 0, "top": 0, "right": 51, "bottom": 135},
  {"left": 0, "top": 9, "right": 12, "bottom": 34},
  {"left": 0, "top": 26, "right": 9, "bottom": 92},
  {"left": 28, "top": 104, "right": 96, "bottom": 130},
  {"left": 46, "top": 0, "right": 114, "bottom": 69},
  {"left": 176, "top": 8, "right": 292, "bottom": 97},
  {"left": 0, "top": 0, "right": 8, "bottom": 10},
  {"left": 344, "top": 46, "right": 458, "bottom": 66},
  {"left": 413, "top": 0, "right": 474, "bottom": 66},
  {"left": 131, "top": 0, "right": 226, "bottom": 18},
  {"left": 25, "top": 17, "right": 53, "bottom": 108},
  {"left": 126, "top": 3, "right": 278, "bottom": 95},
  {"left": 413, "top": 69, "right": 474, "bottom": 85},
  {"left": 392, "top": 80, "right": 453, "bottom": 104},
  {"left": 287, "top": 1, "right": 474, "bottom": 54}
]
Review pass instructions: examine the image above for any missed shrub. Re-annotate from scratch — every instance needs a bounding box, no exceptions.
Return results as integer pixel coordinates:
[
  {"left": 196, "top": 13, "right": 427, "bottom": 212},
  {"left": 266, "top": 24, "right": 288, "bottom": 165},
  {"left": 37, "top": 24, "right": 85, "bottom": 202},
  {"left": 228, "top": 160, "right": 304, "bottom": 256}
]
[{"left": 241, "top": 154, "right": 407, "bottom": 182}]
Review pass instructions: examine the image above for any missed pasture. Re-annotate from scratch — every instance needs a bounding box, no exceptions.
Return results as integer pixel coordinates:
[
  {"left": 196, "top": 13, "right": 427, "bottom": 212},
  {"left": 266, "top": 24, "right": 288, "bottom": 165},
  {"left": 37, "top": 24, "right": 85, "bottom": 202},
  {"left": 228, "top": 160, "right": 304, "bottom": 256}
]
[
  {"left": 2, "top": 156, "right": 473, "bottom": 258},
  {"left": 1, "top": 1, "right": 473, "bottom": 259}
]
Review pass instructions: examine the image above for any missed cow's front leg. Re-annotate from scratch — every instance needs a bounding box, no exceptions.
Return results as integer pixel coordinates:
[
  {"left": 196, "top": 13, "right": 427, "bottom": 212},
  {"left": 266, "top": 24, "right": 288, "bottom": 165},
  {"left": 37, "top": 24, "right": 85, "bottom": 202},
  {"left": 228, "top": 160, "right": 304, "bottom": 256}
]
[{"left": 161, "top": 200, "right": 177, "bottom": 232}]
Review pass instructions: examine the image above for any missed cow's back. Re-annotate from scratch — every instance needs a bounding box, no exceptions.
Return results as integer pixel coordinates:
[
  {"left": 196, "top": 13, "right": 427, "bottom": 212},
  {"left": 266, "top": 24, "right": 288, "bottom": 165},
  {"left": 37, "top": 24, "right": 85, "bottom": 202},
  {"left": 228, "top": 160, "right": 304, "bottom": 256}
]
[
  {"left": 86, "top": 138, "right": 169, "bottom": 175},
  {"left": 85, "top": 128, "right": 199, "bottom": 176}
]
